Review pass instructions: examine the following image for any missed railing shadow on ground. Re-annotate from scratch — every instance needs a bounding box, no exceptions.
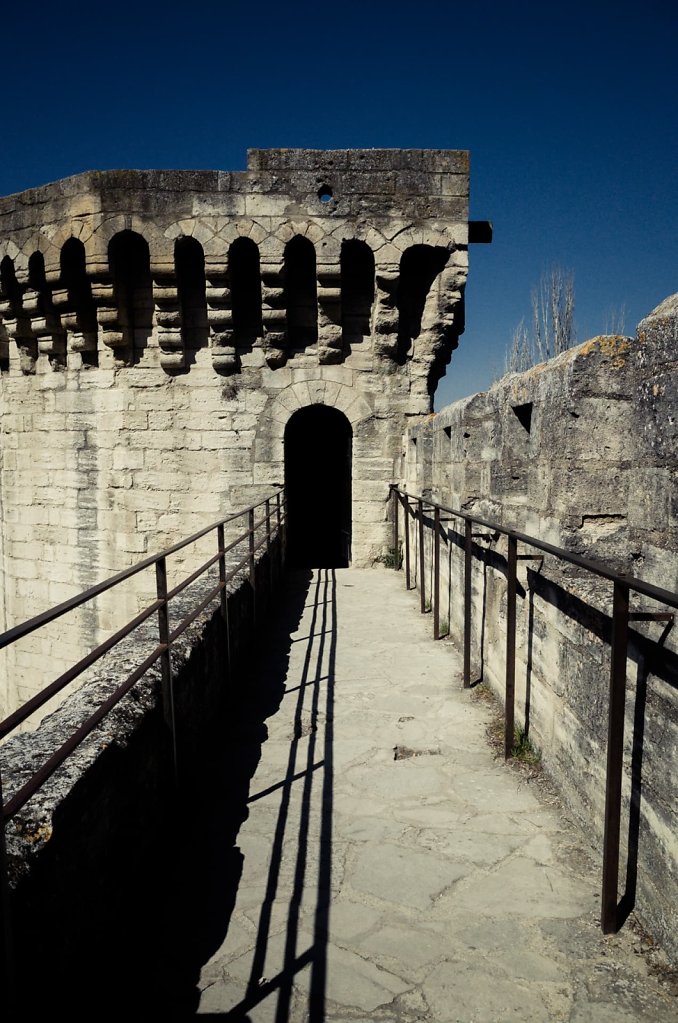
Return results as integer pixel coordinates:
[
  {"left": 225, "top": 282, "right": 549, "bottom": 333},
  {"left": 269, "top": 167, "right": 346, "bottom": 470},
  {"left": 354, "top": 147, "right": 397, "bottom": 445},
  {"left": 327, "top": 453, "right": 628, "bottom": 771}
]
[
  {"left": 458, "top": 538, "right": 676, "bottom": 930},
  {"left": 1, "top": 493, "right": 288, "bottom": 1017},
  {"left": 8, "top": 568, "right": 308, "bottom": 1019},
  {"left": 142, "top": 567, "right": 337, "bottom": 1020},
  {"left": 394, "top": 486, "right": 677, "bottom": 941}
]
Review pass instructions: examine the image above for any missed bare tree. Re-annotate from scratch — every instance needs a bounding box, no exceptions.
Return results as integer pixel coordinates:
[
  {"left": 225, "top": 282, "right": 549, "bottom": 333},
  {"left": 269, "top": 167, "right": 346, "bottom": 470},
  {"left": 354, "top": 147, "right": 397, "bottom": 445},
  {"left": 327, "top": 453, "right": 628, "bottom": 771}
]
[
  {"left": 505, "top": 319, "right": 531, "bottom": 374},
  {"left": 506, "top": 267, "right": 576, "bottom": 372},
  {"left": 604, "top": 303, "right": 627, "bottom": 334},
  {"left": 531, "top": 266, "right": 576, "bottom": 361}
]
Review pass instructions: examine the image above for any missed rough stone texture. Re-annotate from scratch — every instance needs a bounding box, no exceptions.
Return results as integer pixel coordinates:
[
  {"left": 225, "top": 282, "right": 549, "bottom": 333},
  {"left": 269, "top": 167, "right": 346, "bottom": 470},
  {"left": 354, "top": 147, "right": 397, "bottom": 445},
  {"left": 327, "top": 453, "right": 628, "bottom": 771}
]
[
  {"left": 402, "top": 297, "right": 678, "bottom": 964},
  {"left": 192, "top": 568, "right": 677, "bottom": 1021},
  {"left": 0, "top": 149, "right": 470, "bottom": 715},
  {"left": 2, "top": 525, "right": 283, "bottom": 1010}
]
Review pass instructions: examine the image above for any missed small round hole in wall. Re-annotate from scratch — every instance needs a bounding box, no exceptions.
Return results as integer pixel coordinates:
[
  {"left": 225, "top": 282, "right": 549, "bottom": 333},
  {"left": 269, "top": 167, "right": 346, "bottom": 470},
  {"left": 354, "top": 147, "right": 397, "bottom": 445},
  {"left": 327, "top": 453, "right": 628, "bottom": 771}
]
[{"left": 318, "top": 185, "right": 333, "bottom": 203}]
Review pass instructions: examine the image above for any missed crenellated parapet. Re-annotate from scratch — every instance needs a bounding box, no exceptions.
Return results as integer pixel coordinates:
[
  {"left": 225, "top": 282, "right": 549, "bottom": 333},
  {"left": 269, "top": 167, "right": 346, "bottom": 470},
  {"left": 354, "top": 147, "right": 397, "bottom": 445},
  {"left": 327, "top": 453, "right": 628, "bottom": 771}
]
[{"left": 0, "top": 150, "right": 477, "bottom": 400}]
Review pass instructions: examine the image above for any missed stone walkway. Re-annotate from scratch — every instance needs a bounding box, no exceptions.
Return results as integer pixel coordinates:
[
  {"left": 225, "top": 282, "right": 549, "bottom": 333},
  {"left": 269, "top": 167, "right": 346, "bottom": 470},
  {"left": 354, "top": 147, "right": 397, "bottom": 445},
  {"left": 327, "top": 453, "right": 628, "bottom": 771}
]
[{"left": 196, "top": 568, "right": 677, "bottom": 1022}]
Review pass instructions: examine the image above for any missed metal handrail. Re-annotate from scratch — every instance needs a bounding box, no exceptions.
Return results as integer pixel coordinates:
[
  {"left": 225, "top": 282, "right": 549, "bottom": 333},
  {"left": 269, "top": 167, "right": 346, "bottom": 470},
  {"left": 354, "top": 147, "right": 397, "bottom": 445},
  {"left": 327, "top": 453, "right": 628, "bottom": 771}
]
[
  {"left": 390, "top": 485, "right": 676, "bottom": 937},
  {"left": 0, "top": 504, "right": 274, "bottom": 653},
  {"left": 395, "top": 489, "right": 678, "bottom": 609},
  {"left": 0, "top": 488, "right": 286, "bottom": 814},
  {"left": 0, "top": 487, "right": 286, "bottom": 1004}
]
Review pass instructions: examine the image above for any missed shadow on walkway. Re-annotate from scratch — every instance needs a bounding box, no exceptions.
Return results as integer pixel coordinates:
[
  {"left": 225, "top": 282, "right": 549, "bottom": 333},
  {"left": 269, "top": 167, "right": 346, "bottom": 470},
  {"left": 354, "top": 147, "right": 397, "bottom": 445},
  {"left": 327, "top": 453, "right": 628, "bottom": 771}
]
[{"left": 140, "top": 567, "right": 337, "bottom": 1020}]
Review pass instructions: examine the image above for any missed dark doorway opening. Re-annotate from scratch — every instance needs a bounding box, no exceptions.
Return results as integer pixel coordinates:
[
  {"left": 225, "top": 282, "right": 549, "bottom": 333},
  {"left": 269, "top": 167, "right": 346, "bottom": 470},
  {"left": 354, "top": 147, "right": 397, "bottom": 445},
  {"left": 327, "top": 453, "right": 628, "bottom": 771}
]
[{"left": 285, "top": 405, "right": 352, "bottom": 568}]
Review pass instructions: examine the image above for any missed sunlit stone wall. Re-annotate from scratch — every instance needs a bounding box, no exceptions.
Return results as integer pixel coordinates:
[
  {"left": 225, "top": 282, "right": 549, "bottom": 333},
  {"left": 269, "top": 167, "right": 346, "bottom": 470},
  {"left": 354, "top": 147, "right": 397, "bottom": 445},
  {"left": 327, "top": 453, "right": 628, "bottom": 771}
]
[
  {"left": 403, "top": 295, "right": 678, "bottom": 960},
  {"left": 0, "top": 149, "right": 472, "bottom": 714}
]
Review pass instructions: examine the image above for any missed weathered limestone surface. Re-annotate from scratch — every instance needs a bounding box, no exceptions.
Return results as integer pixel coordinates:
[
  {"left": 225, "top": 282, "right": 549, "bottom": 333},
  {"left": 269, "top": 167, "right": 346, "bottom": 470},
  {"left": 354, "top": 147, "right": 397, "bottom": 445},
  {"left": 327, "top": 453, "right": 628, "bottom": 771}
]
[
  {"left": 0, "top": 149, "right": 471, "bottom": 715},
  {"left": 402, "top": 297, "right": 678, "bottom": 964},
  {"left": 194, "top": 568, "right": 676, "bottom": 1021},
  {"left": 2, "top": 526, "right": 282, "bottom": 1012},
  {"left": 6, "top": 565, "right": 676, "bottom": 1016}
]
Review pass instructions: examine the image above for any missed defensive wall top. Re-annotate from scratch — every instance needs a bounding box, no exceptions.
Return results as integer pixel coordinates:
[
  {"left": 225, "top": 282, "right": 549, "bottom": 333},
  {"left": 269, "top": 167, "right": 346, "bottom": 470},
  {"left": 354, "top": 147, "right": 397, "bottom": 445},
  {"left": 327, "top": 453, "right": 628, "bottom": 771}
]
[
  {"left": 0, "top": 148, "right": 476, "bottom": 382},
  {"left": 0, "top": 149, "right": 470, "bottom": 232}
]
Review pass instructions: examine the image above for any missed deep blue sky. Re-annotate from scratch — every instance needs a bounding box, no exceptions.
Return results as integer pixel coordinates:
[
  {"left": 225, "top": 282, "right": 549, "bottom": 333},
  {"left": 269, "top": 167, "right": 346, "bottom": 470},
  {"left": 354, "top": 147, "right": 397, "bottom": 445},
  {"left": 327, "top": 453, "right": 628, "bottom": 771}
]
[{"left": 2, "top": 1, "right": 676, "bottom": 407}]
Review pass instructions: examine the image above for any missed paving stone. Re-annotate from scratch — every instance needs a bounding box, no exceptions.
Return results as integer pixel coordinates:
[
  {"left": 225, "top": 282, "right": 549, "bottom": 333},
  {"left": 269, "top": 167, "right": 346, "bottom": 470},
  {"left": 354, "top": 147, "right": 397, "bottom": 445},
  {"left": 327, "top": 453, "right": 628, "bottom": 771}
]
[
  {"left": 451, "top": 855, "right": 594, "bottom": 919},
  {"left": 348, "top": 840, "right": 468, "bottom": 909},
  {"left": 422, "top": 961, "right": 569, "bottom": 1022},
  {"left": 194, "top": 567, "right": 678, "bottom": 1021},
  {"left": 324, "top": 942, "right": 410, "bottom": 1010}
]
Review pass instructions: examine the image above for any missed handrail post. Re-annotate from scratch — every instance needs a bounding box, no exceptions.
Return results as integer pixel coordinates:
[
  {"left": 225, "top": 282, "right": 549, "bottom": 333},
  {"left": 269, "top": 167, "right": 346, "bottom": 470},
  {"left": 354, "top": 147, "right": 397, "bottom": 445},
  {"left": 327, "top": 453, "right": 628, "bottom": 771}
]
[
  {"left": 601, "top": 580, "right": 629, "bottom": 934},
  {"left": 156, "top": 556, "right": 178, "bottom": 780},
  {"left": 504, "top": 535, "right": 517, "bottom": 759},
  {"left": 276, "top": 491, "right": 283, "bottom": 572},
  {"left": 1, "top": 770, "right": 16, "bottom": 1012},
  {"left": 418, "top": 498, "right": 426, "bottom": 613},
  {"left": 265, "top": 499, "right": 272, "bottom": 554},
  {"left": 248, "top": 508, "right": 256, "bottom": 625},
  {"left": 217, "top": 522, "right": 231, "bottom": 674},
  {"left": 217, "top": 524, "right": 227, "bottom": 621},
  {"left": 392, "top": 487, "right": 399, "bottom": 569},
  {"left": 248, "top": 508, "right": 256, "bottom": 587},
  {"left": 404, "top": 497, "right": 411, "bottom": 590},
  {"left": 265, "top": 498, "right": 272, "bottom": 590},
  {"left": 463, "top": 519, "right": 472, "bottom": 688},
  {"left": 279, "top": 490, "right": 287, "bottom": 563},
  {"left": 433, "top": 504, "right": 441, "bottom": 639}
]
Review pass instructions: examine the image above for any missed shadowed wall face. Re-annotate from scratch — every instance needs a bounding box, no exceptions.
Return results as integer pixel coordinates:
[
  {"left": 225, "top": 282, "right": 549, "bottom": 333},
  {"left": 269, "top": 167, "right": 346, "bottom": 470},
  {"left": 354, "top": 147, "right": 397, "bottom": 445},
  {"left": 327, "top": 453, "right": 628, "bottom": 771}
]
[{"left": 285, "top": 405, "right": 352, "bottom": 569}]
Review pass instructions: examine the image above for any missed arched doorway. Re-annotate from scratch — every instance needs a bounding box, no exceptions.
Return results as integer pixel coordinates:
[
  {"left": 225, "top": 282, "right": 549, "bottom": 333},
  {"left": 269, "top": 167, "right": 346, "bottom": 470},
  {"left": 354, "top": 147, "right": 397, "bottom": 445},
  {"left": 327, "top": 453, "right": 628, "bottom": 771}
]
[{"left": 285, "top": 405, "right": 352, "bottom": 568}]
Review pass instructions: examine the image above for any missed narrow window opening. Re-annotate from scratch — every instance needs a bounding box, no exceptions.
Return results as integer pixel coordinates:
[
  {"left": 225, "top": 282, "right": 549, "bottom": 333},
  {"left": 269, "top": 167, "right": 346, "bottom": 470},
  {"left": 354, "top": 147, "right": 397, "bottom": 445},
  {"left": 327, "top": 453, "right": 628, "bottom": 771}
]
[
  {"left": 0, "top": 256, "right": 15, "bottom": 371},
  {"left": 396, "top": 245, "right": 450, "bottom": 364},
  {"left": 318, "top": 185, "right": 333, "bottom": 203},
  {"left": 29, "top": 251, "right": 67, "bottom": 367},
  {"left": 229, "top": 237, "right": 263, "bottom": 342},
  {"left": 175, "top": 237, "right": 208, "bottom": 351},
  {"left": 512, "top": 402, "right": 533, "bottom": 434},
  {"left": 108, "top": 231, "right": 153, "bottom": 361},
  {"left": 61, "top": 238, "right": 98, "bottom": 366},
  {"left": 1, "top": 256, "right": 36, "bottom": 369},
  {"left": 28, "top": 251, "right": 46, "bottom": 291},
  {"left": 443, "top": 425, "right": 452, "bottom": 439},
  {"left": 341, "top": 240, "right": 374, "bottom": 344},
  {"left": 1, "top": 256, "right": 19, "bottom": 307},
  {"left": 284, "top": 236, "right": 318, "bottom": 347}
]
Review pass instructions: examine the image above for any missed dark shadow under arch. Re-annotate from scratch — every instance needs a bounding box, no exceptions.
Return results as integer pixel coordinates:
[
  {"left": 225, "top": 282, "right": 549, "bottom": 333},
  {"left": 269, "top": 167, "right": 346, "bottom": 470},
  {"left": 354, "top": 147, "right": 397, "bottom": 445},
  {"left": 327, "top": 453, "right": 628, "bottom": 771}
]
[
  {"left": 341, "top": 239, "right": 374, "bottom": 344},
  {"left": 2, "top": 254, "right": 35, "bottom": 367},
  {"left": 175, "top": 236, "right": 209, "bottom": 353},
  {"left": 61, "top": 238, "right": 98, "bottom": 365},
  {"left": 229, "top": 236, "right": 263, "bottom": 344},
  {"left": 108, "top": 230, "right": 153, "bottom": 361},
  {"left": 396, "top": 244, "right": 450, "bottom": 363},
  {"left": 285, "top": 406, "right": 352, "bottom": 568},
  {"left": 284, "top": 236, "right": 318, "bottom": 348}
]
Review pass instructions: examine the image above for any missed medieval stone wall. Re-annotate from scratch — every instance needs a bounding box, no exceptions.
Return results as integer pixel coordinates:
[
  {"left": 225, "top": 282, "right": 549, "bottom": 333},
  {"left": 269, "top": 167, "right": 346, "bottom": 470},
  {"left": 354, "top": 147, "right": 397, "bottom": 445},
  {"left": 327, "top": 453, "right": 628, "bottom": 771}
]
[
  {"left": 402, "top": 294, "right": 678, "bottom": 959},
  {"left": 0, "top": 149, "right": 470, "bottom": 716},
  {"left": 2, "top": 521, "right": 283, "bottom": 1011}
]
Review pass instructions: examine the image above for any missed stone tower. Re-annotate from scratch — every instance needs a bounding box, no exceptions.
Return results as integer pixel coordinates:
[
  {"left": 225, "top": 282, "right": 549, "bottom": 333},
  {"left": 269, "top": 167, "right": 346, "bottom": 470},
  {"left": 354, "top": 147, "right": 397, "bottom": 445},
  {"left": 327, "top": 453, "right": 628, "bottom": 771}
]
[{"left": 0, "top": 149, "right": 480, "bottom": 710}]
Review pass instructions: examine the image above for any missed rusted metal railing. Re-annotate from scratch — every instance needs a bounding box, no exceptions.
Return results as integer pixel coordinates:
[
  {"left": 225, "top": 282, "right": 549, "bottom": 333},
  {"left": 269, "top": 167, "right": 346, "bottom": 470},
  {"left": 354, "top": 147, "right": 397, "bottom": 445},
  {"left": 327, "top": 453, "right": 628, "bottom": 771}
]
[
  {"left": 390, "top": 485, "right": 677, "bottom": 937},
  {"left": 0, "top": 489, "right": 286, "bottom": 999}
]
